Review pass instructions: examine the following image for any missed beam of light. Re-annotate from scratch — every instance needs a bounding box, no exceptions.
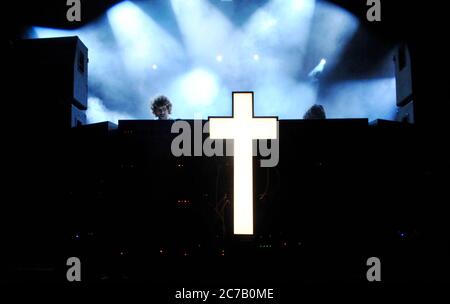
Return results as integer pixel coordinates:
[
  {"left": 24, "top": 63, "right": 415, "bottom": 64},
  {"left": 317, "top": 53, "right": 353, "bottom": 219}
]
[
  {"left": 168, "top": 0, "right": 241, "bottom": 117},
  {"left": 229, "top": 0, "right": 319, "bottom": 120},
  {"left": 305, "top": 1, "right": 359, "bottom": 74},
  {"left": 170, "top": 0, "right": 234, "bottom": 65},
  {"left": 322, "top": 78, "right": 397, "bottom": 121},
  {"left": 243, "top": 0, "right": 316, "bottom": 74},
  {"left": 209, "top": 93, "right": 277, "bottom": 235},
  {"left": 30, "top": 27, "right": 72, "bottom": 39},
  {"left": 169, "top": 0, "right": 320, "bottom": 120},
  {"left": 107, "top": 1, "right": 187, "bottom": 117},
  {"left": 292, "top": 0, "right": 309, "bottom": 11},
  {"left": 28, "top": 0, "right": 395, "bottom": 122},
  {"left": 107, "top": 1, "right": 184, "bottom": 79},
  {"left": 170, "top": 0, "right": 257, "bottom": 93},
  {"left": 177, "top": 68, "right": 220, "bottom": 107}
]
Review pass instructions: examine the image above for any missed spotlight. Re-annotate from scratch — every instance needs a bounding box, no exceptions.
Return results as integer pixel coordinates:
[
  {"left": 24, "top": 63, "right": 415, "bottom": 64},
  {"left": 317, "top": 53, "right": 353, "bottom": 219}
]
[
  {"left": 308, "top": 58, "right": 327, "bottom": 79},
  {"left": 152, "top": 64, "right": 158, "bottom": 70},
  {"left": 292, "top": 0, "right": 308, "bottom": 11},
  {"left": 216, "top": 55, "right": 223, "bottom": 62},
  {"left": 253, "top": 54, "right": 260, "bottom": 61},
  {"left": 108, "top": 1, "right": 182, "bottom": 74},
  {"left": 179, "top": 68, "right": 219, "bottom": 106}
]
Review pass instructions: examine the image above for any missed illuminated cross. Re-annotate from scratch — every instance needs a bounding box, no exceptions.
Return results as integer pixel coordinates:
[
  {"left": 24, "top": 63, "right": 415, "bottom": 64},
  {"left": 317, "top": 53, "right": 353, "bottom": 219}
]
[{"left": 209, "top": 92, "right": 278, "bottom": 235}]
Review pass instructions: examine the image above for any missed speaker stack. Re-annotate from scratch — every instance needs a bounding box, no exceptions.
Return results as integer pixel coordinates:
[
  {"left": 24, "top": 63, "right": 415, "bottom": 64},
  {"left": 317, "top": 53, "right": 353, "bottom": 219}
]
[
  {"left": 393, "top": 43, "right": 415, "bottom": 124},
  {"left": 9, "top": 36, "right": 88, "bottom": 129}
]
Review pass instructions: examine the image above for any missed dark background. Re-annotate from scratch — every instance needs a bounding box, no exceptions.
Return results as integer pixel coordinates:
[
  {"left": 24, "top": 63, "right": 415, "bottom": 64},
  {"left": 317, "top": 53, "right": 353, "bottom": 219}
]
[{"left": 3, "top": 0, "right": 449, "bottom": 297}]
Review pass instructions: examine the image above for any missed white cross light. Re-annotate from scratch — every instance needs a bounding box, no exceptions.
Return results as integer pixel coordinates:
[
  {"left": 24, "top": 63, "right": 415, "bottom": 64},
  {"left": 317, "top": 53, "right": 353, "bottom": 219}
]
[{"left": 209, "top": 92, "right": 278, "bottom": 235}]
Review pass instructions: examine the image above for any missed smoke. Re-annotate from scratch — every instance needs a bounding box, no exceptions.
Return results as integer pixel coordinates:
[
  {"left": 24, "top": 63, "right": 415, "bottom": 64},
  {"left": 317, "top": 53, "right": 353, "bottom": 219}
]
[
  {"left": 304, "top": 0, "right": 359, "bottom": 74},
  {"left": 322, "top": 78, "right": 397, "bottom": 121},
  {"left": 87, "top": 96, "right": 135, "bottom": 124},
  {"left": 29, "top": 0, "right": 397, "bottom": 122}
]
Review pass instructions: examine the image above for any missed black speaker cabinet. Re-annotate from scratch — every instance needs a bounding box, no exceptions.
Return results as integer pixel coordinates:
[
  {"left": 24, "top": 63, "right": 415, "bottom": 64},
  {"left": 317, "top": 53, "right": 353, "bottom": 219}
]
[
  {"left": 11, "top": 36, "right": 88, "bottom": 110},
  {"left": 396, "top": 100, "right": 415, "bottom": 124},
  {"left": 394, "top": 43, "right": 414, "bottom": 107}
]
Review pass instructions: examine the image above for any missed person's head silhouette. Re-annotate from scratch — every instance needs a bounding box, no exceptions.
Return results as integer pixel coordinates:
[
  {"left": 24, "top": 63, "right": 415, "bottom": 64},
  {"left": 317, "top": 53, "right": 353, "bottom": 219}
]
[
  {"left": 303, "top": 104, "right": 326, "bottom": 120},
  {"left": 151, "top": 95, "right": 172, "bottom": 120}
]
